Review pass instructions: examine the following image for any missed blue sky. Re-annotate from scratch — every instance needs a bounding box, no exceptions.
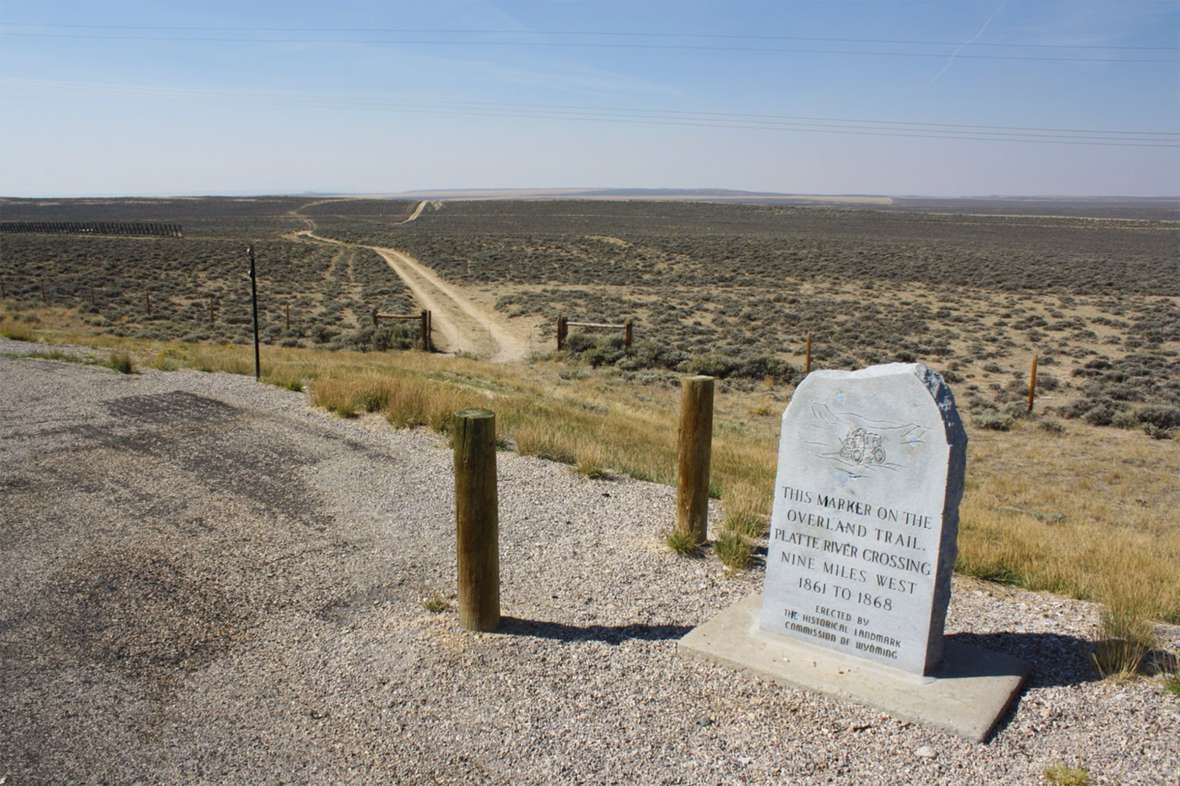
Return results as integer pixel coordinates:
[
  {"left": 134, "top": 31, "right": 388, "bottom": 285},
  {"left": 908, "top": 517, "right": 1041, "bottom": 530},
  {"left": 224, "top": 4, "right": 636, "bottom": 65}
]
[{"left": 1, "top": 0, "right": 1177, "bottom": 196}]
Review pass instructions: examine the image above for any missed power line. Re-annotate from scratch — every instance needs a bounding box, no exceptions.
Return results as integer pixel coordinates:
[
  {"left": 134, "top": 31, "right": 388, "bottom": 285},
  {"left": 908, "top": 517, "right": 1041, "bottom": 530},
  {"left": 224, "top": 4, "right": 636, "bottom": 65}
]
[
  {"left": 2, "top": 22, "right": 1176, "bottom": 51},
  {"left": 4, "top": 78, "right": 1176, "bottom": 148},
  {"left": 445, "top": 100, "right": 1180, "bottom": 138},
  {"left": 0, "top": 30, "right": 1175, "bottom": 64},
  {"left": 6, "top": 77, "right": 1174, "bottom": 140}
]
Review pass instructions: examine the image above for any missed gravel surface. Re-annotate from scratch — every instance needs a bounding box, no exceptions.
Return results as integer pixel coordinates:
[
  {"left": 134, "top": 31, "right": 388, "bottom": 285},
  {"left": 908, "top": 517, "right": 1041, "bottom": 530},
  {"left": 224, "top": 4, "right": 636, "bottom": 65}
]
[{"left": 1, "top": 338, "right": 1177, "bottom": 785}]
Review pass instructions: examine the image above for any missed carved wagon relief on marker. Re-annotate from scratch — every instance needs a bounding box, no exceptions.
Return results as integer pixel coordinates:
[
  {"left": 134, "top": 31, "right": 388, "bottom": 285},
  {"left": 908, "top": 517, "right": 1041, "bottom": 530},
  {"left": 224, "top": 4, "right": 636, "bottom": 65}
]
[{"left": 804, "top": 402, "right": 926, "bottom": 478}]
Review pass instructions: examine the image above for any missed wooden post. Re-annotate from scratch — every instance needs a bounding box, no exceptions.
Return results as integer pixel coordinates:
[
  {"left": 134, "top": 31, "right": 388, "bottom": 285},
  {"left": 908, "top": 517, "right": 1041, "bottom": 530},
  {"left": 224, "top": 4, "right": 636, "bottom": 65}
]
[
  {"left": 285, "top": 303, "right": 291, "bottom": 331},
  {"left": 675, "top": 375, "right": 715, "bottom": 545},
  {"left": 372, "top": 307, "right": 379, "bottom": 328},
  {"left": 624, "top": 319, "right": 633, "bottom": 348},
  {"left": 420, "top": 310, "right": 429, "bottom": 351},
  {"left": 425, "top": 310, "right": 433, "bottom": 352},
  {"left": 453, "top": 409, "right": 500, "bottom": 632},
  {"left": 804, "top": 333, "right": 813, "bottom": 375},
  {"left": 1027, "top": 353, "right": 1038, "bottom": 414},
  {"left": 557, "top": 315, "right": 567, "bottom": 350}
]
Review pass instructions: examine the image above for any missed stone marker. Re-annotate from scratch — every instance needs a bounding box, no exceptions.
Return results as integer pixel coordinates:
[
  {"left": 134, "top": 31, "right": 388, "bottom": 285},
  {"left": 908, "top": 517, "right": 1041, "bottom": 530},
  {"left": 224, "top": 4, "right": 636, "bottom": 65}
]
[
  {"left": 759, "top": 362, "right": 963, "bottom": 675},
  {"left": 679, "top": 363, "right": 1027, "bottom": 742}
]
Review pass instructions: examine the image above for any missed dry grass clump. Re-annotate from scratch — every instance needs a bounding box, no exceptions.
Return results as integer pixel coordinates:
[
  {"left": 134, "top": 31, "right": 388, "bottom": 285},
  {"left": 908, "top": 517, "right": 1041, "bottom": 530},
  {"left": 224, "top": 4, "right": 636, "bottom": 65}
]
[
  {"left": 312, "top": 375, "right": 389, "bottom": 418},
  {"left": 383, "top": 378, "right": 482, "bottom": 432},
  {"left": 574, "top": 440, "right": 611, "bottom": 479},
  {"left": 512, "top": 420, "right": 579, "bottom": 464},
  {"left": 1092, "top": 575, "right": 1159, "bottom": 680},
  {"left": 1166, "top": 670, "right": 1180, "bottom": 700},
  {"left": 721, "top": 480, "right": 770, "bottom": 539},
  {"left": 1, "top": 319, "right": 34, "bottom": 341},
  {"left": 107, "top": 351, "right": 134, "bottom": 374},
  {"left": 422, "top": 593, "right": 449, "bottom": 613},
  {"left": 665, "top": 528, "right": 703, "bottom": 557},
  {"left": 714, "top": 530, "right": 752, "bottom": 572},
  {"left": 312, "top": 372, "right": 481, "bottom": 428},
  {"left": 1043, "top": 763, "right": 1091, "bottom": 786}
]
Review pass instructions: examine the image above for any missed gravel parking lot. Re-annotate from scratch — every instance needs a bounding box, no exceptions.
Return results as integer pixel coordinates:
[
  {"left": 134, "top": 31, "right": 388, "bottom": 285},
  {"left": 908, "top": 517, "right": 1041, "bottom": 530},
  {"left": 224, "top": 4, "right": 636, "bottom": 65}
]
[{"left": 1, "top": 339, "right": 1176, "bottom": 785}]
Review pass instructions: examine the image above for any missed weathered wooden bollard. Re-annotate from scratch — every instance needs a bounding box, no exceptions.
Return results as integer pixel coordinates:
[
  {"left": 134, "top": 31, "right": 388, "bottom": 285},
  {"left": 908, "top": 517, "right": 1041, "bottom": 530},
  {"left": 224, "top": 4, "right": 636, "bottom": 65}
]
[
  {"left": 675, "top": 375, "right": 715, "bottom": 545},
  {"left": 454, "top": 409, "right": 500, "bottom": 631},
  {"left": 1027, "top": 353, "right": 1038, "bottom": 414}
]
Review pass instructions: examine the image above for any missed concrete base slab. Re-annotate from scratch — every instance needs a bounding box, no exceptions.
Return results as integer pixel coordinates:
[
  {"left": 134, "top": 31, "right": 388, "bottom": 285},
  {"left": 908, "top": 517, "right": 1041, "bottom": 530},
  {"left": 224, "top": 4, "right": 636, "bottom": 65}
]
[{"left": 678, "top": 594, "right": 1028, "bottom": 742}]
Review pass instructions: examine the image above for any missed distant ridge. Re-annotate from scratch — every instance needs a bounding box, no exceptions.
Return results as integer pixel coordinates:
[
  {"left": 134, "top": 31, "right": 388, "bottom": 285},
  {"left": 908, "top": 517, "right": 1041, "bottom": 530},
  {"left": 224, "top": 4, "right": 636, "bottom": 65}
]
[{"left": 388, "top": 187, "right": 895, "bottom": 205}]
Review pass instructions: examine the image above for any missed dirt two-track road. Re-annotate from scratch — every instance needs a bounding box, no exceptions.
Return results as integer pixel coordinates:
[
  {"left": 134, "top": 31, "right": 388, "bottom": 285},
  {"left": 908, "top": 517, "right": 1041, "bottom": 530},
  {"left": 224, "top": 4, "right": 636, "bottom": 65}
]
[
  {"left": 293, "top": 201, "right": 530, "bottom": 362},
  {"left": 367, "top": 245, "right": 529, "bottom": 362}
]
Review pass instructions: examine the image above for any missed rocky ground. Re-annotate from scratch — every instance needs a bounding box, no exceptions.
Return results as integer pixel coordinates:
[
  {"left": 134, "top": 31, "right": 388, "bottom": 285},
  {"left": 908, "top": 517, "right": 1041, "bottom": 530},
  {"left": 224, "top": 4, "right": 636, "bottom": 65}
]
[{"left": 0, "top": 338, "right": 1177, "bottom": 785}]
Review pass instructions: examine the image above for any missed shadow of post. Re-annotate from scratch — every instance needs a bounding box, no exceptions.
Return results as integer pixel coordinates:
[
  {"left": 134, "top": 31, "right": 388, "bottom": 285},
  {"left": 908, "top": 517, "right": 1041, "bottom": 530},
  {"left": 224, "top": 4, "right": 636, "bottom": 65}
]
[{"left": 497, "top": 617, "right": 692, "bottom": 645}]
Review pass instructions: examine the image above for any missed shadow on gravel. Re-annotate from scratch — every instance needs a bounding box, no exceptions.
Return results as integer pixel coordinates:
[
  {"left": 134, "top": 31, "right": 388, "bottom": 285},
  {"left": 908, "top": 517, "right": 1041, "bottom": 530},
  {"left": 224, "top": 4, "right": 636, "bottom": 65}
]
[
  {"left": 944, "top": 630, "right": 1106, "bottom": 740},
  {"left": 498, "top": 617, "right": 692, "bottom": 644},
  {"left": 947, "top": 631, "right": 1099, "bottom": 688}
]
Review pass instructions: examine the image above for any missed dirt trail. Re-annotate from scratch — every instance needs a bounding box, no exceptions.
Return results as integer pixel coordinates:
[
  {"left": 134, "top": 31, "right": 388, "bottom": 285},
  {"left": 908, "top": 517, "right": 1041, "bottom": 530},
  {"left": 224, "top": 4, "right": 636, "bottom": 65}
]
[
  {"left": 293, "top": 227, "right": 527, "bottom": 362},
  {"left": 288, "top": 199, "right": 528, "bottom": 362},
  {"left": 368, "top": 246, "right": 529, "bottom": 362},
  {"left": 401, "top": 200, "right": 427, "bottom": 223}
]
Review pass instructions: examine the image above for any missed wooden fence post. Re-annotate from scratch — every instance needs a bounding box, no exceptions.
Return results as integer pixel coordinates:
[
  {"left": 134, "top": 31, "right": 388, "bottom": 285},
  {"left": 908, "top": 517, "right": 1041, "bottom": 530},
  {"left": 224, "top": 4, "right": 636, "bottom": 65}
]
[
  {"left": 285, "top": 303, "right": 291, "bottom": 331},
  {"left": 676, "top": 375, "right": 715, "bottom": 545},
  {"left": 420, "top": 310, "right": 430, "bottom": 351},
  {"left": 425, "top": 310, "right": 433, "bottom": 352},
  {"left": 804, "top": 333, "right": 813, "bottom": 375},
  {"left": 1027, "top": 353, "right": 1038, "bottom": 414},
  {"left": 454, "top": 409, "right": 500, "bottom": 632},
  {"left": 248, "top": 244, "right": 260, "bottom": 382},
  {"left": 556, "top": 315, "right": 567, "bottom": 351},
  {"left": 624, "top": 319, "right": 634, "bottom": 348}
]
